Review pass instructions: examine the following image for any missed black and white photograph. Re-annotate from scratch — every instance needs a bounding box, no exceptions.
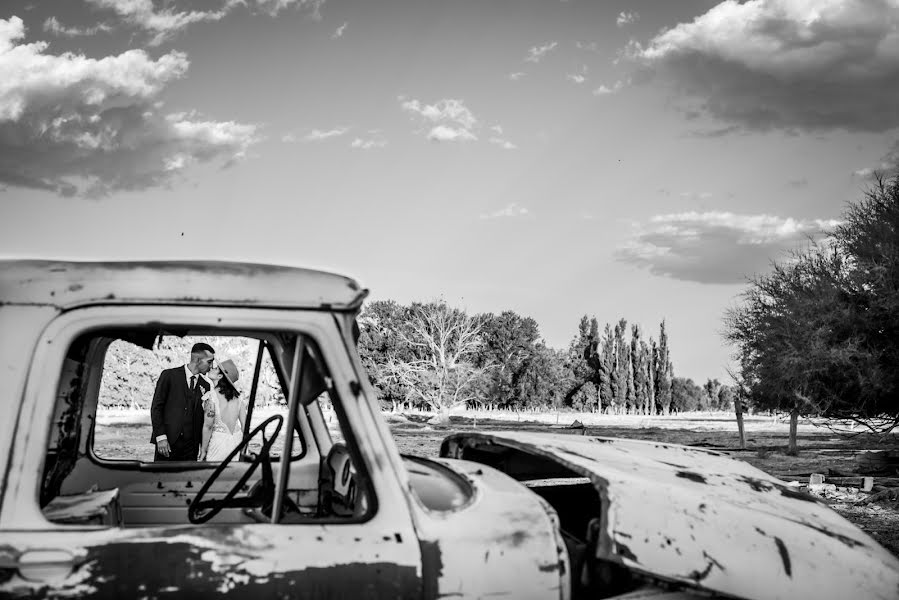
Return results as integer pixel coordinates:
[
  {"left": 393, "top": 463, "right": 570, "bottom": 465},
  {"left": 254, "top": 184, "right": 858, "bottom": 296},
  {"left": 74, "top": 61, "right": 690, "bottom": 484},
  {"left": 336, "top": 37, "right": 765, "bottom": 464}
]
[{"left": 1, "top": 0, "right": 899, "bottom": 597}]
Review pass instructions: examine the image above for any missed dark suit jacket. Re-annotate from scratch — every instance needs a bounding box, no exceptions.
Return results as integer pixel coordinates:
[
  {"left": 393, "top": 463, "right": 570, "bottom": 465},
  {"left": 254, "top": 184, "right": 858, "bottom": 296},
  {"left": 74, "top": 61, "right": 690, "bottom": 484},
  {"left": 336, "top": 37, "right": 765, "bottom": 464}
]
[{"left": 149, "top": 366, "right": 210, "bottom": 444}]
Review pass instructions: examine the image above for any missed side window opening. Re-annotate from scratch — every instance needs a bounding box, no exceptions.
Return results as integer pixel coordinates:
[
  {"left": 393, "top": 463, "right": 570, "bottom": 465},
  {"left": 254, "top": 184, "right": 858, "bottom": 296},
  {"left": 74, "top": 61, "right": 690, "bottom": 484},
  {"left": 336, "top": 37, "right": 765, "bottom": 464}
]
[
  {"left": 94, "top": 335, "right": 303, "bottom": 462},
  {"left": 40, "top": 326, "right": 373, "bottom": 528}
]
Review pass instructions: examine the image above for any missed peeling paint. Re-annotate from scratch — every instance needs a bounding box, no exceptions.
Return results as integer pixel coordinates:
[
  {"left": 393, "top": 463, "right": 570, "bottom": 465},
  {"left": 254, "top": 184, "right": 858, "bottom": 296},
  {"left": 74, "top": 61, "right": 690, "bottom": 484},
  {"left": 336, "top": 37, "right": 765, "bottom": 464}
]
[{"left": 675, "top": 471, "right": 707, "bottom": 484}]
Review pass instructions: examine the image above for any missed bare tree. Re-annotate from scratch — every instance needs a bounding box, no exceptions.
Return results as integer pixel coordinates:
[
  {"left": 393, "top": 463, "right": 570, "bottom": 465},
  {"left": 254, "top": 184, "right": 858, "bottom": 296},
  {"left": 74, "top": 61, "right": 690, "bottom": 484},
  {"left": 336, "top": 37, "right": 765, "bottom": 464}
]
[{"left": 388, "top": 301, "right": 490, "bottom": 416}]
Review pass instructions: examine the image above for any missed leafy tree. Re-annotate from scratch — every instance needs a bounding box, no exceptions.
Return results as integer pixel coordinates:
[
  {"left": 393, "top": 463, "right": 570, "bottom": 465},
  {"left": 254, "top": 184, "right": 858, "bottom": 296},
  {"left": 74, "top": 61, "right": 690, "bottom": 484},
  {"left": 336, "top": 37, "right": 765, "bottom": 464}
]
[
  {"left": 671, "top": 377, "right": 703, "bottom": 413},
  {"left": 611, "top": 319, "right": 629, "bottom": 413},
  {"left": 718, "top": 385, "right": 736, "bottom": 412},
  {"left": 631, "top": 325, "right": 649, "bottom": 414},
  {"left": 476, "top": 311, "right": 541, "bottom": 408},
  {"left": 357, "top": 300, "right": 414, "bottom": 410},
  {"left": 655, "top": 320, "right": 673, "bottom": 415},
  {"left": 565, "top": 315, "right": 601, "bottom": 410},
  {"left": 703, "top": 378, "right": 722, "bottom": 411},
  {"left": 725, "top": 176, "right": 899, "bottom": 446},
  {"left": 598, "top": 324, "right": 615, "bottom": 410},
  {"left": 516, "top": 344, "right": 571, "bottom": 408}
]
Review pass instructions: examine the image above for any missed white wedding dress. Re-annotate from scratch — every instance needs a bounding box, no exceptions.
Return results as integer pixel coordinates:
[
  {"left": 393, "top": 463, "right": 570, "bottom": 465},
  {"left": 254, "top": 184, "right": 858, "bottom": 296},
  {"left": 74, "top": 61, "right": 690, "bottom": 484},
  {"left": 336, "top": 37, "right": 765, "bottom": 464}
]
[{"left": 205, "top": 390, "right": 248, "bottom": 461}]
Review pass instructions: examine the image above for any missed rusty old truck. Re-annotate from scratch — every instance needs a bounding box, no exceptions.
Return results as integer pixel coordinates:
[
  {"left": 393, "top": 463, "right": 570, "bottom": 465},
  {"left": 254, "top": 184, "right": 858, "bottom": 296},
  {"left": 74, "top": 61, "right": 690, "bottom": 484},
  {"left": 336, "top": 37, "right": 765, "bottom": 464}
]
[{"left": 1, "top": 260, "right": 897, "bottom": 599}]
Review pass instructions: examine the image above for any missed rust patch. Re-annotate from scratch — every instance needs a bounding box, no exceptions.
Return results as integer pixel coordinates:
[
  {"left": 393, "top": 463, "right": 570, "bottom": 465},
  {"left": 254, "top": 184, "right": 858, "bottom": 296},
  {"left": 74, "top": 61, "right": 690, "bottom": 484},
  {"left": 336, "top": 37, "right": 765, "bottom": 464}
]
[
  {"left": 676, "top": 471, "right": 707, "bottom": 484},
  {"left": 420, "top": 540, "right": 444, "bottom": 600},
  {"left": 774, "top": 537, "right": 792, "bottom": 577},
  {"left": 688, "top": 551, "right": 725, "bottom": 582},
  {"left": 40, "top": 540, "right": 419, "bottom": 597},
  {"left": 738, "top": 475, "right": 774, "bottom": 493},
  {"left": 538, "top": 561, "right": 562, "bottom": 573},
  {"left": 614, "top": 541, "right": 638, "bottom": 563},
  {"left": 800, "top": 523, "right": 866, "bottom": 549}
]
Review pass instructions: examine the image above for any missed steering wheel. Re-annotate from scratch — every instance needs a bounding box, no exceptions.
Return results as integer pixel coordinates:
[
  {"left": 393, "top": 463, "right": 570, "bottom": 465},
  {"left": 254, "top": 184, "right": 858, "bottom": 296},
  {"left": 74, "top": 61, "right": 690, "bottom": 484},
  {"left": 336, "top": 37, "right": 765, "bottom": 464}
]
[{"left": 189, "top": 414, "right": 284, "bottom": 524}]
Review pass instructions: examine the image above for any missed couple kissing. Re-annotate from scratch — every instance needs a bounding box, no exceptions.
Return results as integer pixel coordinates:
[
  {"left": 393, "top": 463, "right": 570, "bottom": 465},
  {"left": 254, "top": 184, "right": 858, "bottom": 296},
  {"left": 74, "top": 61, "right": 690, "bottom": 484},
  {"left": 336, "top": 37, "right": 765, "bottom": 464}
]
[{"left": 149, "top": 343, "right": 248, "bottom": 462}]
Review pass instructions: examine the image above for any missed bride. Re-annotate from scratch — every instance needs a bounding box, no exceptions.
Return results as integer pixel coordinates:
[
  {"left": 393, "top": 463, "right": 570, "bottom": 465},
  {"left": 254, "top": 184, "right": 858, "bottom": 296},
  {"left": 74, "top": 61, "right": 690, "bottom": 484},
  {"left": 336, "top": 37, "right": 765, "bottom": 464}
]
[{"left": 199, "top": 359, "right": 248, "bottom": 461}]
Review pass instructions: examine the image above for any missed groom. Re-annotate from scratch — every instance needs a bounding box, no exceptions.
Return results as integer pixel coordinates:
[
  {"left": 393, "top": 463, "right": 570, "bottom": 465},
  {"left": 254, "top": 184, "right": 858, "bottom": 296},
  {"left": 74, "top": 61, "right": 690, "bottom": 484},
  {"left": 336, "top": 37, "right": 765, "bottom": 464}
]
[{"left": 150, "top": 343, "right": 216, "bottom": 461}]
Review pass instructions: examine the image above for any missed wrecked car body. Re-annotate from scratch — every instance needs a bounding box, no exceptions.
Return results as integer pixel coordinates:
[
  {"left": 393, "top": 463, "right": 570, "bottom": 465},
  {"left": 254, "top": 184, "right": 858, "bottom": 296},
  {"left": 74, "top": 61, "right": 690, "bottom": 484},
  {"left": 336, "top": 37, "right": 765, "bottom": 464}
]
[{"left": 0, "top": 260, "right": 897, "bottom": 599}]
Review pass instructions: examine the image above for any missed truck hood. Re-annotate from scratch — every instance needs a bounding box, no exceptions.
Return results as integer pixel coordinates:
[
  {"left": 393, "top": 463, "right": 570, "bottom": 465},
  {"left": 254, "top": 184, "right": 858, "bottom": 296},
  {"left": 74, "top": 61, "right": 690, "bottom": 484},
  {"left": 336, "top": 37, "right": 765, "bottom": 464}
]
[{"left": 440, "top": 431, "right": 899, "bottom": 600}]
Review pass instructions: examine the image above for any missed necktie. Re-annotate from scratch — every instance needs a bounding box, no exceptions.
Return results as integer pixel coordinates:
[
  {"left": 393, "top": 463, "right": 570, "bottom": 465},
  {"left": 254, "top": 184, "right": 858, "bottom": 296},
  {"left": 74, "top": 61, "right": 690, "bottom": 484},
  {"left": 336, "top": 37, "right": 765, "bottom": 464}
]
[{"left": 190, "top": 375, "right": 196, "bottom": 390}]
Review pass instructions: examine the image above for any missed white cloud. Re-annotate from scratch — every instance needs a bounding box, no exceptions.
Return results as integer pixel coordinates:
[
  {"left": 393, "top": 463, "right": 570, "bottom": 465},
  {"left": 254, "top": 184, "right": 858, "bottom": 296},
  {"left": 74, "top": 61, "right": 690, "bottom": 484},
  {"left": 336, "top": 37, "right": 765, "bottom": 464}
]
[
  {"left": 255, "top": 0, "right": 325, "bottom": 18},
  {"left": 303, "top": 127, "right": 349, "bottom": 141},
  {"left": 593, "top": 80, "right": 626, "bottom": 96},
  {"left": 630, "top": 0, "right": 899, "bottom": 132},
  {"left": 427, "top": 125, "right": 476, "bottom": 142},
  {"left": 281, "top": 133, "right": 297, "bottom": 143},
  {"left": 489, "top": 137, "right": 517, "bottom": 150},
  {"left": 566, "top": 73, "right": 587, "bottom": 84},
  {"left": 490, "top": 124, "right": 503, "bottom": 134},
  {"left": 401, "top": 98, "right": 476, "bottom": 129},
  {"left": 332, "top": 21, "right": 347, "bottom": 39},
  {"left": 0, "top": 17, "right": 256, "bottom": 197},
  {"left": 350, "top": 137, "right": 387, "bottom": 149},
  {"left": 480, "top": 203, "right": 530, "bottom": 219},
  {"left": 576, "top": 41, "right": 599, "bottom": 52},
  {"left": 616, "top": 211, "right": 840, "bottom": 283},
  {"left": 85, "top": 0, "right": 324, "bottom": 45},
  {"left": 507, "top": 71, "right": 526, "bottom": 81},
  {"left": 43, "top": 16, "right": 112, "bottom": 37},
  {"left": 86, "top": 0, "right": 231, "bottom": 45},
  {"left": 616, "top": 11, "right": 639, "bottom": 27},
  {"left": 525, "top": 41, "right": 558, "bottom": 63},
  {"left": 401, "top": 97, "right": 478, "bottom": 142}
]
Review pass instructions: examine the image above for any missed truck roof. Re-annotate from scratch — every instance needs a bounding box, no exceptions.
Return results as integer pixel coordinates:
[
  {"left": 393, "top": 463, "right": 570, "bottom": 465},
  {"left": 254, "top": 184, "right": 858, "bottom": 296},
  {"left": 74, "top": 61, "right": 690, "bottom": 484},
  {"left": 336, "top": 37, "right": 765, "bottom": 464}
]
[{"left": 0, "top": 260, "right": 368, "bottom": 312}]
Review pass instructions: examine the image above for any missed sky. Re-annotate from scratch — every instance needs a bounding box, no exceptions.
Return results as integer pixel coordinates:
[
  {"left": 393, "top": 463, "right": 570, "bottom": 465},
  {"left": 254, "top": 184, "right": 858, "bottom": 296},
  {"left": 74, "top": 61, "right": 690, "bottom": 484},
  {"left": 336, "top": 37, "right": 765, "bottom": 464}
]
[{"left": 2, "top": 0, "right": 899, "bottom": 383}]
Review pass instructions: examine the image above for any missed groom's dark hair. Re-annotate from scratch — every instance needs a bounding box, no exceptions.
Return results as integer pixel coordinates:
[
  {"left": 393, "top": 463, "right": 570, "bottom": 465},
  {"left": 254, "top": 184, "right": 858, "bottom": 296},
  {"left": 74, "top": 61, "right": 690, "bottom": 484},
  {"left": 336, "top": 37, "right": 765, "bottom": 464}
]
[{"left": 191, "top": 342, "right": 215, "bottom": 355}]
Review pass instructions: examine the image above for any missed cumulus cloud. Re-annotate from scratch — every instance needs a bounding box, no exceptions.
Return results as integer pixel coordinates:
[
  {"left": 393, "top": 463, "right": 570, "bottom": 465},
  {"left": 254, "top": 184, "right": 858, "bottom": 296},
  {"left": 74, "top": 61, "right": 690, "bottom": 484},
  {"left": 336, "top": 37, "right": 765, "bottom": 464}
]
[
  {"left": 350, "top": 137, "right": 387, "bottom": 149},
  {"left": 84, "top": 0, "right": 323, "bottom": 45},
  {"left": 616, "top": 11, "right": 639, "bottom": 27},
  {"left": 853, "top": 140, "right": 899, "bottom": 178},
  {"left": 616, "top": 211, "right": 839, "bottom": 284},
  {"left": 525, "top": 41, "right": 558, "bottom": 63},
  {"left": 507, "top": 71, "right": 526, "bottom": 81},
  {"left": 332, "top": 21, "right": 347, "bottom": 38},
  {"left": 566, "top": 73, "right": 587, "bottom": 84},
  {"left": 303, "top": 127, "right": 349, "bottom": 141},
  {"left": 43, "top": 16, "right": 112, "bottom": 37},
  {"left": 576, "top": 41, "right": 599, "bottom": 52},
  {"left": 0, "top": 16, "right": 256, "bottom": 197},
  {"left": 629, "top": 0, "right": 899, "bottom": 132},
  {"left": 401, "top": 97, "right": 478, "bottom": 142},
  {"left": 480, "top": 203, "right": 530, "bottom": 219}
]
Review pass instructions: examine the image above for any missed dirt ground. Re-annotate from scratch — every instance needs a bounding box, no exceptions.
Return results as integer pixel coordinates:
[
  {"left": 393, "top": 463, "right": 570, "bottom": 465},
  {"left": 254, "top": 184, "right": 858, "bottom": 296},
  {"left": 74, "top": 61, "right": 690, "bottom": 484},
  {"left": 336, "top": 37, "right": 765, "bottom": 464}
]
[{"left": 95, "top": 409, "right": 899, "bottom": 557}]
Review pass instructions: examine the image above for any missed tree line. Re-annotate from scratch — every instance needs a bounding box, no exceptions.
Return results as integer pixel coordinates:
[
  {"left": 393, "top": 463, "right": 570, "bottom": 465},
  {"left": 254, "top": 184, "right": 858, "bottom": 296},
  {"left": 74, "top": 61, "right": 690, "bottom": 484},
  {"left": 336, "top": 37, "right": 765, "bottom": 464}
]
[
  {"left": 357, "top": 301, "right": 734, "bottom": 414},
  {"left": 96, "top": 297, "right": 733, "bottom": 416}
]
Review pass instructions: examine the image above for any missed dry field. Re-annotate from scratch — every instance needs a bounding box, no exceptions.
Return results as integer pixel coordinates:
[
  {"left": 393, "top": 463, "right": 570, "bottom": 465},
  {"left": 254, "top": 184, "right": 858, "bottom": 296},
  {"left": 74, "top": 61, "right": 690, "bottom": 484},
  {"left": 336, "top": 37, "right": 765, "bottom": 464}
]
[{"left": 95, "top": 408, "right": 899, "bottom": 557}]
